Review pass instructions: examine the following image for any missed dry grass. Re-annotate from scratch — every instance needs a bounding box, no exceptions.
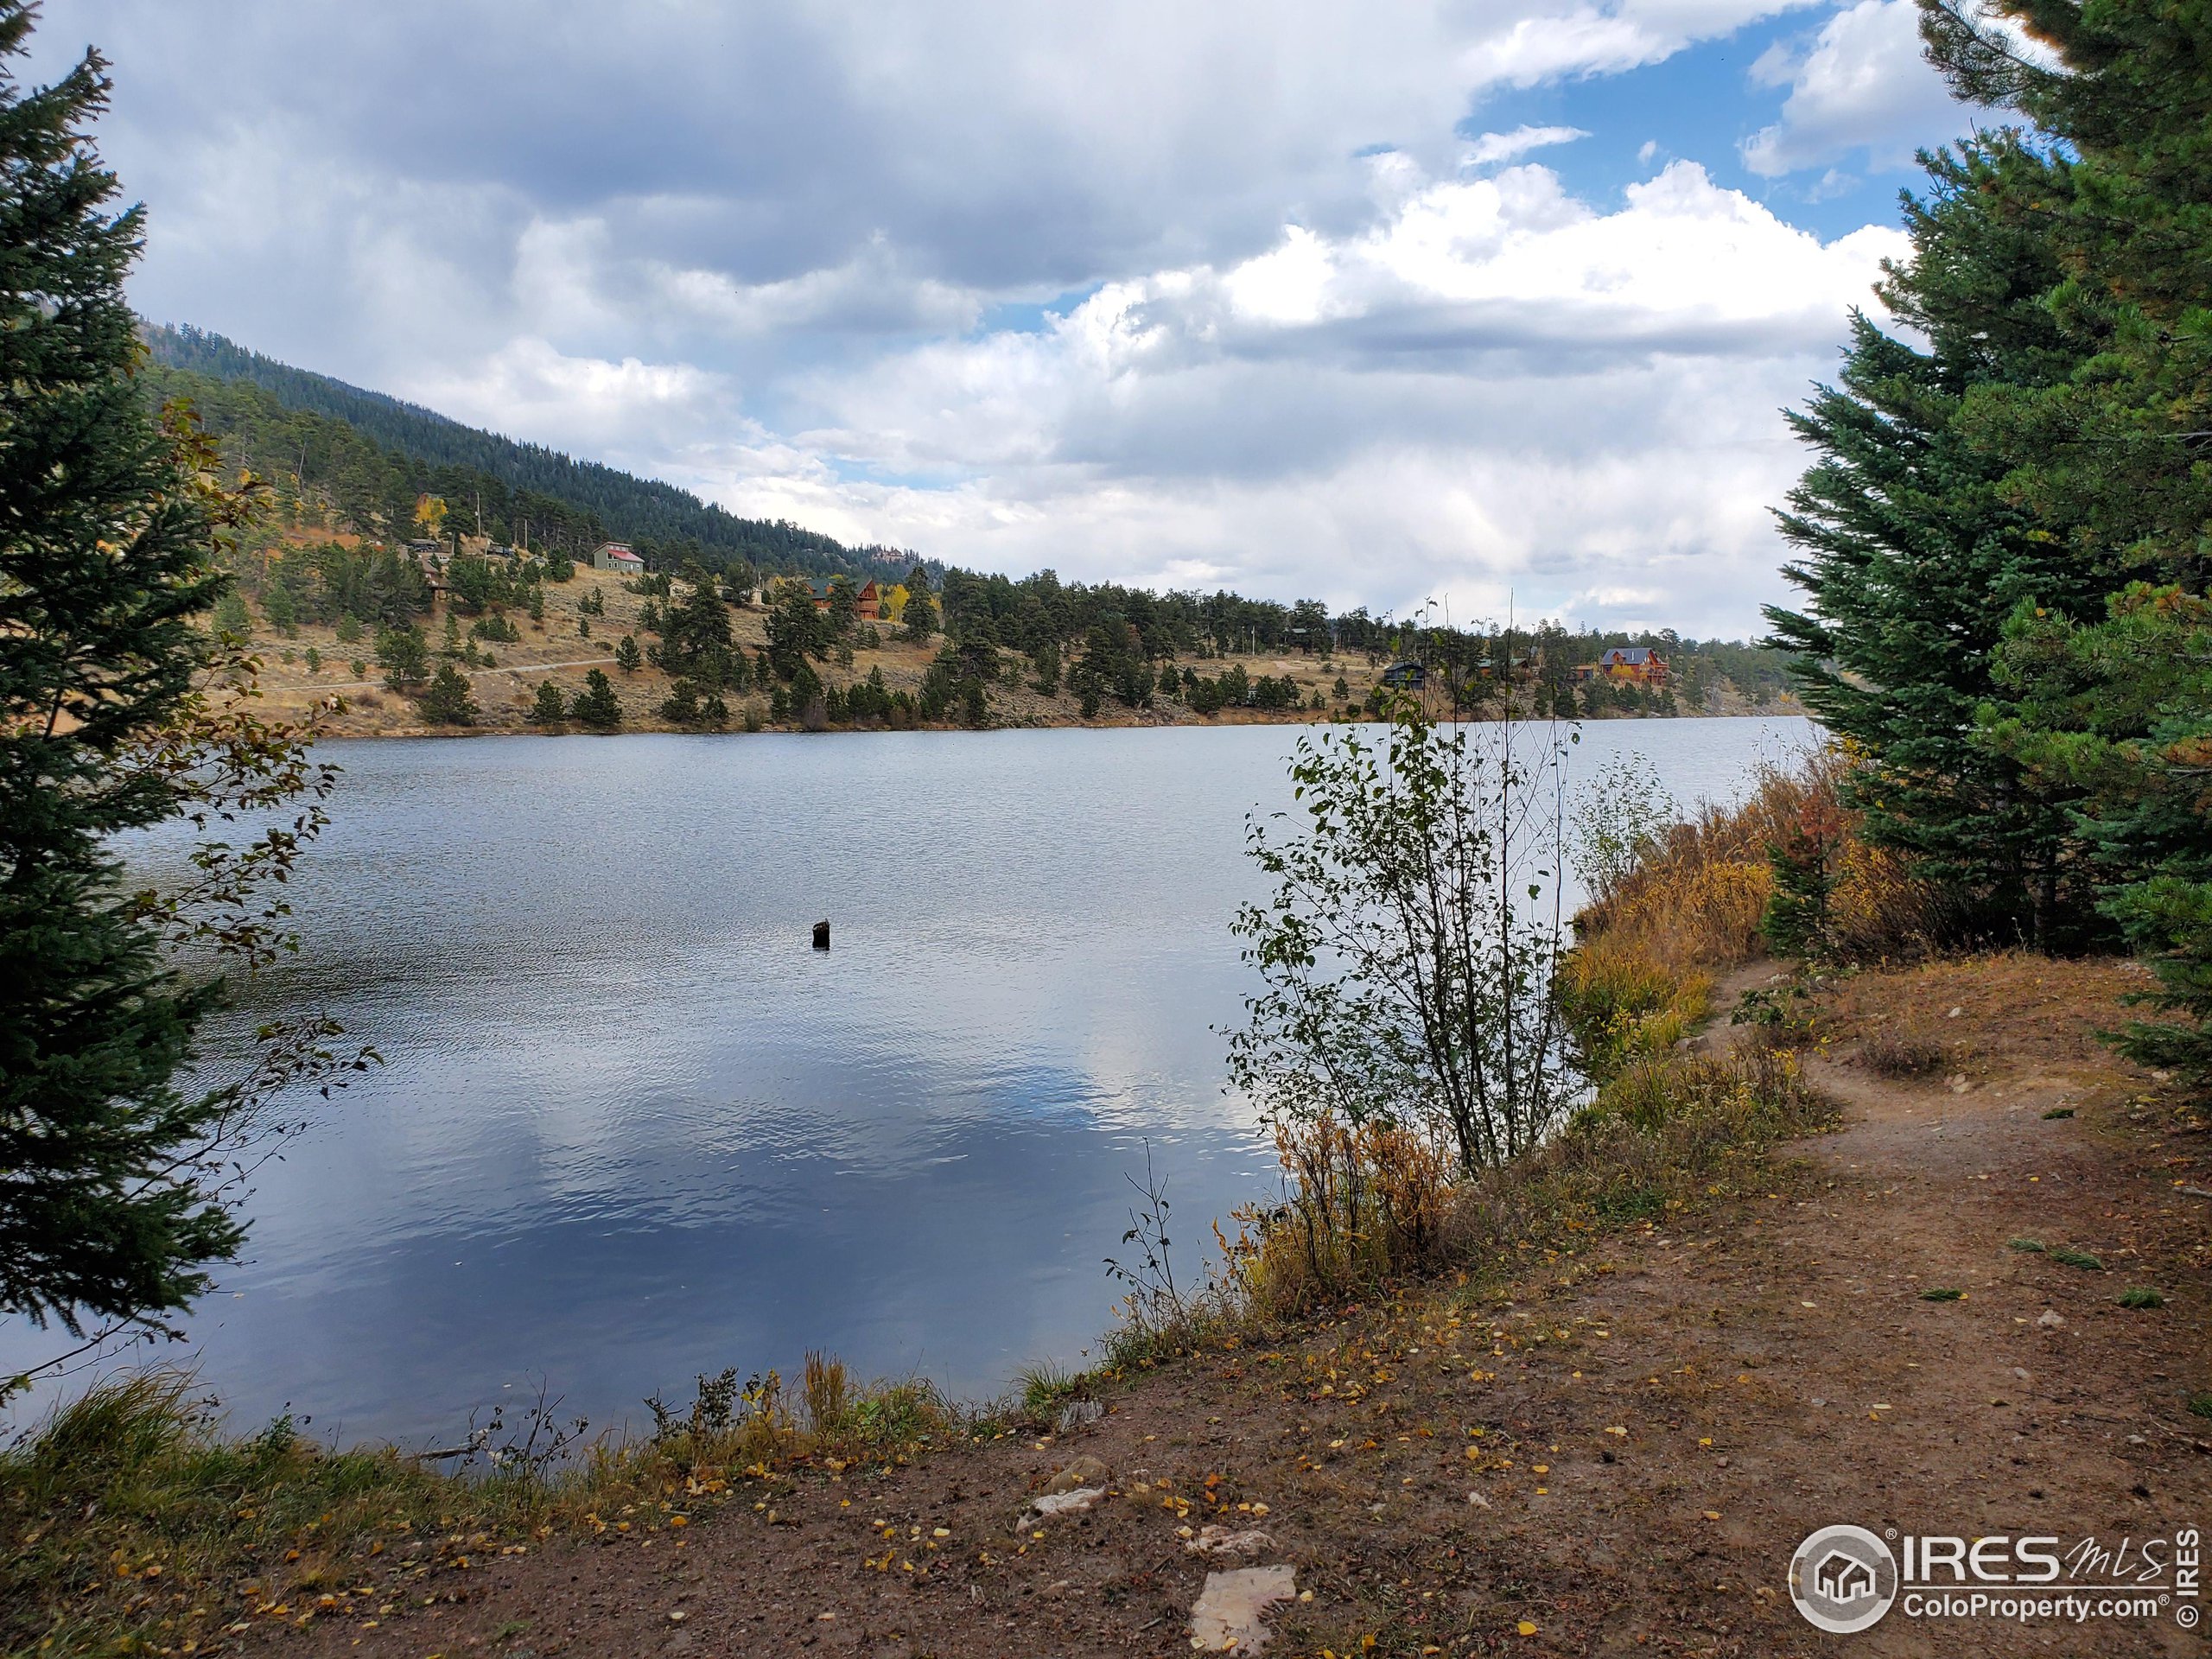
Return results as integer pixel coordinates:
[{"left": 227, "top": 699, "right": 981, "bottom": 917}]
[
  {"left": 1560, "top": 745, "right": 1947, "bottom": 1084},
  {"left": 1827, "top": 830, "right": 1946, "bottom": 960},
  {"left": 802, "top": 1350, "right": 850, "bottom": 1436},
  {"left": 1183, "top": 1046, "right": 1829, "bottom": 1351},
  {"left": 1819, "top": 950, "right": 2157, "bottom": 1077},
  {"left": 1225, "top": 1117, "right": 1456, "bottom": 1317},
  {"left": 1444, "top": 1047, "right": 1830, "bottom": 1268},
  {"left": 1556, "top": 752, "right": 1811, "bottom": 1080},
  {"left": 1859, "top": 1023, "right": 1950, "bottom": 1078},
  {"left": 1579, "top": 743, "right": 1942, "bottom": 965},
  {"left": 0, "top": 1357, "right": 996, "bottom": 1657}
]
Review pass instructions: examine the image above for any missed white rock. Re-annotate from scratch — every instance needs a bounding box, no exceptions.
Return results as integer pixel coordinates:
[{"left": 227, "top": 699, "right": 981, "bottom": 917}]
[
  {"left": 1015, "top": 1486, "right": 1104, "bottom": 1529},
  {"left": 1185, "top": 1524, "right": 1276, "bottom": 1557},
  {"left": 2037, "top": 1310, "right": 2065, "bottom": 1328},
  {"left": 1190, "top": 1565, "right": 1297, "bottom": 1654}
]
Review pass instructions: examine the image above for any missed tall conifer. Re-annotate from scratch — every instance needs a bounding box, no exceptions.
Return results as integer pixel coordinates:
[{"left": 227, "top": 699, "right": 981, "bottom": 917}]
[
  {"left": 0, "top": 9, "right": 245, "bottom": 1330},
  {"left": 1918, "top": 0, "right": 2212, "bottom": 1078},
  {"left": 1766, "top": 141, "right": 2110, "bottom": 944}
]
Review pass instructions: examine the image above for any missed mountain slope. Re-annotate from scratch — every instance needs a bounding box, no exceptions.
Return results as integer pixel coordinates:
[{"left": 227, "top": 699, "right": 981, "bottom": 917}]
[{"left": 140, "top": 322, "right": 908, "bottom": 579}]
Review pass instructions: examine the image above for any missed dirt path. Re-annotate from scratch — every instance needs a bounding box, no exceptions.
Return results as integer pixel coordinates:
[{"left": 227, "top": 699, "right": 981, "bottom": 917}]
[
  {"left": 269, "top": 959, "right": 2207, "bottom": 1658},
  {"left": 303, "top": 658, "right": 620, "bottom": 695}
]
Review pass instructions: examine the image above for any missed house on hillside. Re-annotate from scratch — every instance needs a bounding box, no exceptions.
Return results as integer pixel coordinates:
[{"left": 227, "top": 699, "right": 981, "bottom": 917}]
[
  {"left": 1467, "top": 649, "right": 1539, "bottom": 685},
  {"left": 592, "top": 542, "right": 647, "bottom": 575},
  {"left": 1600, "top": 646, "right": 1668, "bottom": 683},
  {"left": 806, "top": 577, "right": 883, "bottom": 620},
  {"left": 1572, "top": 646, "right": 1669, "bottom": 685},
  {"left": 1380, "top": 661, "right": 1427, "bottom": 690}
]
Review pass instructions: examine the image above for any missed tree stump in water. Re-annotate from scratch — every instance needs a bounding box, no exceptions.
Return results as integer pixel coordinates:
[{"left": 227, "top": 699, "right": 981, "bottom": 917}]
[{"left": 812, "top": 919, "right": 830, "bottom": 950}]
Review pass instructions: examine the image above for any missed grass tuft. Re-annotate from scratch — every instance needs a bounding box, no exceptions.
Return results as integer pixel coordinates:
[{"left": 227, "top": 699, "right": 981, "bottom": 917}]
[
  {"left": 1863, "top": 1029, "right": 1949, "bottom": 1078},
  {"left": 802, "top": 1350, "right": 850, "bottom": 1435},
  {"left": 1919, "top": 1287, "right": 1966, "bottom": 1301},
  {"left": 2051, "top": 1248, "right": 2106, "bottom": 1271},
  {"left": 1013, "top": 1359, "right": 1087, "bottom": 1416},
  {"left": 2007, "top": 1237, "right": 2047, "bottom": 1253},
  {"left": 2118, "top": 1287, "right": 2164, "bottom": 1309}
]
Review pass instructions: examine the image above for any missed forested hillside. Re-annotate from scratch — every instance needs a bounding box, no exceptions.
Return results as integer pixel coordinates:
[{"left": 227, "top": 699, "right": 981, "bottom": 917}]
[
  {"left": 145, "top": 321, "right": 1791, "bottom": 712},
  {"left": 140, "top": 323, "right": 909, "bottom": 581}
]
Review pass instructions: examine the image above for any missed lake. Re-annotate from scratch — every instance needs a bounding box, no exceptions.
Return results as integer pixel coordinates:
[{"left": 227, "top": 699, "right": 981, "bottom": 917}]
[{"left": 0, "top": 716, "right": 1812, "bottom": 1446}]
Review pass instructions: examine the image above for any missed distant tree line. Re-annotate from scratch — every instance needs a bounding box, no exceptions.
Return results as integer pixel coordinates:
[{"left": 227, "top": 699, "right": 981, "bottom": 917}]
[{"left": 928, "top": 567, "right": 1789, "bottom": 720}]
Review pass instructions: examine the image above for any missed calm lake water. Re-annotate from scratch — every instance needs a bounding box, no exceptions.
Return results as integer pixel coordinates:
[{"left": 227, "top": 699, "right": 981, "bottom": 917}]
[{"left": 3, "top": 716, "right": 1810, "bottom": 1446}]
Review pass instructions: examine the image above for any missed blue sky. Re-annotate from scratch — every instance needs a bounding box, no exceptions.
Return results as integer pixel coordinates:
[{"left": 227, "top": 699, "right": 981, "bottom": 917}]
[
  {"left": 38, "top": 0, "right": 1999, "bottom": 634},
  {"left": 1480, "top": 15, "right": 1928, "bottom": 235}
]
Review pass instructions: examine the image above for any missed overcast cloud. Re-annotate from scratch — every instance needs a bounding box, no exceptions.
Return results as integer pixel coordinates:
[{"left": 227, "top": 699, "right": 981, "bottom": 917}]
[{"left": 36, "top": 0, "right": 1992, "bottom": 633}]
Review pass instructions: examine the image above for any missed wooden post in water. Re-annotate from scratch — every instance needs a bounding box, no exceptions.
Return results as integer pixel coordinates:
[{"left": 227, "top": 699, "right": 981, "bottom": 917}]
[{"left": 812, "top": 919, "right": 830, "bottom": 950}]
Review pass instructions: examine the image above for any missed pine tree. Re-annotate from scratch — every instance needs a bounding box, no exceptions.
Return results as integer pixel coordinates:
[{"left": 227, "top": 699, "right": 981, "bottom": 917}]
[
  {"left": 375, "top": 623, "right": 427, "bottom": 687},
  {"left": 659, "top": 677, "right": 702, "bottom": 725},
  {"left": 529, "top": 680, "right": 566, "bottom": 725},
  {"left": 416, "top": 663, "right": 478, "bottom": 726},
  {"left": 901, "top": 564, "right": 938, "bottom": 641},
  {"left": 1986, "top": 586, "right": 2212, "bottom": 1084},
  {"left": 0, "top": 12, "right": 248, "bottom": 1332},
  {"left": 211, "top": 589, "right": 251, "bottom": 639},
  {"left": 1916, "top": 0, "right": 2212, "bottom": 1073},
  {"left": 572, "top": 667, "right": 621, "bottom": 728},
  {"left": 1921, "top": 0, "right": 2212, "bottom": 577},
  {"left": 1764, "top": 139, "right": 2111, "bottom": 944},
  {"left": 827, "top": 575, "right": 858, "bottom": 636},
  {"left": 614, "top": 632, "right": 642, "bottom": 673},
  {"left": 660, "top": 574, "right": 734, "bottom": 684}
]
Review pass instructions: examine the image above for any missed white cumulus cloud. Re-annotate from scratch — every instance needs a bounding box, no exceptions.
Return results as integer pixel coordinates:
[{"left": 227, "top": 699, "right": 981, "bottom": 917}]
[
  {"left": 1741, "top": 0, "right": 1974, "bottom": 177},
  {"left": 1465, "top": 125, "right": 1592, "bottom": 167},
  {"left": 24, "top": 0, "right": 1942, "bottom": 632},
  {"left": 730, "top": 158, "right": 1906, "bottom": 630}
]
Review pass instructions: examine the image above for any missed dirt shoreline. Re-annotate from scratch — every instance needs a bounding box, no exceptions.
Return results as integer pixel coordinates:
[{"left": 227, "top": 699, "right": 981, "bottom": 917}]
[{"left": 231, "top": 953, "right": 2207, "bottom": 1659}]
